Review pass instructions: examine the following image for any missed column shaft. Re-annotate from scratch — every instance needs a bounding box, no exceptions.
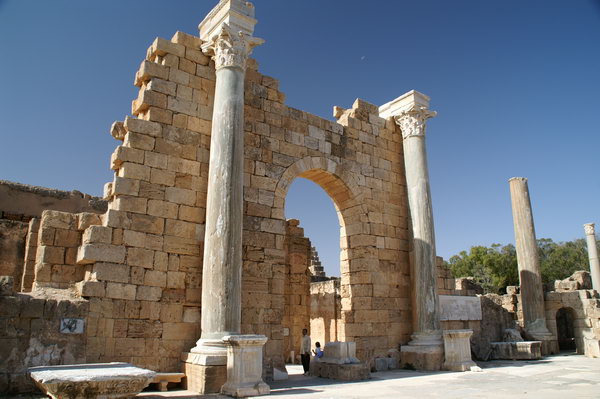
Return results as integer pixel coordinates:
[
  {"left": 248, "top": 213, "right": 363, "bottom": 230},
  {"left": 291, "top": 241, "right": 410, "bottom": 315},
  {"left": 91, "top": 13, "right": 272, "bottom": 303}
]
[
  {"left": 200, "top": 66, "right": 245, "bottom": 341},
  {"left": 584, "top": 224, "right": 600, "bottom": 290},
  {"left": 509, "top": 177, "right": 550, "bottom": 335},
  {"left": 403, "top": 135, "right": 441, "bottom": 341}
]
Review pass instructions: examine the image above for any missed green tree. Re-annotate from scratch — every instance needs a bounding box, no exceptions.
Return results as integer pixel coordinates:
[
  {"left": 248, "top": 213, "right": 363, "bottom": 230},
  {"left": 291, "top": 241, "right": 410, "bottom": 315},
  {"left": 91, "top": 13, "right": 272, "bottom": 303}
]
[{"left": 446, "top": 238, "right": 594, "bottom": 293}]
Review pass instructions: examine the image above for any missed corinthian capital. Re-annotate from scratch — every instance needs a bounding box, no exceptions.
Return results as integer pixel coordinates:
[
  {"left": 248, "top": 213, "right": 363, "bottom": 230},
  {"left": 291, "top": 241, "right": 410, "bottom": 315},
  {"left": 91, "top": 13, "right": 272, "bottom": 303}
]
[
  {"left": 395, "top": 106, "right": 437, "bottom": 140},
  {"left": 584, "top": 223, "right": 596, "bottom": 236},
  {"left": 202, "top": 24, "right": 263, "bottom": 70}
]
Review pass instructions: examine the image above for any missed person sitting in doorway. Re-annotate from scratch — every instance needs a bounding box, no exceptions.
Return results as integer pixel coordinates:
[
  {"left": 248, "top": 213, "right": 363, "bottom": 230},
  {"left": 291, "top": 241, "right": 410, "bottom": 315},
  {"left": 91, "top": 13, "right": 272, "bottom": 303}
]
[{"left": 312, "top": 341, "right": 323, "bottom": 360}]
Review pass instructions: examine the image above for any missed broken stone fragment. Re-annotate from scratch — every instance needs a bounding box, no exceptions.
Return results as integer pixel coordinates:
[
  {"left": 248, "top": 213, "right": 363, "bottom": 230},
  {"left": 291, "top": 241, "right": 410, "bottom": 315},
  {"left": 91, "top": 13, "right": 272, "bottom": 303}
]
[
  {"left": 0, "top": 276, "right": 14, "bottom": 296},
  {"left": 110, "top": 121, "right": 126, "bottom": 141}
]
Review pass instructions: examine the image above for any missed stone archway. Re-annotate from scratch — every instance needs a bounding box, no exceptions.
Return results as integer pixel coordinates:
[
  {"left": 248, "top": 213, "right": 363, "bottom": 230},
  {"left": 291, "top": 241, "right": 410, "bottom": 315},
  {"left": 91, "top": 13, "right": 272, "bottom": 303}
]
[{"left": 556, "top": 307, "right": 576, "bottom": 352}]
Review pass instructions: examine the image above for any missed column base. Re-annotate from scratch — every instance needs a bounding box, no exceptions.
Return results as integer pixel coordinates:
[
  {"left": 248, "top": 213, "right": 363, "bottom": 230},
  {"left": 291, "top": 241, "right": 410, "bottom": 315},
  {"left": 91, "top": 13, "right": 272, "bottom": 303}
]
[
  {"left": 442, "top": 329, "right": 476, "bottom": 372},
  {"left": 221, "top": 335, "right": 270, "bottom": 398},
  {"left": 181, "top": 352, "right": 226, "bottom": 394},
  {"left": 400, "top": 344, "right": 444, "bottom": 371}
]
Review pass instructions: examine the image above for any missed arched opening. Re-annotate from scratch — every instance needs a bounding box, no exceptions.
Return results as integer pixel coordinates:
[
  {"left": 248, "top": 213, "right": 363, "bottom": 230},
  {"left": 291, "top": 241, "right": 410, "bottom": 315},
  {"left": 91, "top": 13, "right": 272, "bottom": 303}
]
[
  {"left": 556, "top": 307, "right": 576, "bottom": 352},
  {"left": 274, "top": 157, "right": 362, "bottom": 374}
]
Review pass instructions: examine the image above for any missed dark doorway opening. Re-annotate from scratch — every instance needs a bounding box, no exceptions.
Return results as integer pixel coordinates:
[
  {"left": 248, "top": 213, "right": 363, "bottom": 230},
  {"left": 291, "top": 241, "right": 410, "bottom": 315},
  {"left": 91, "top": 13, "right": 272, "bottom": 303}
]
[{"left": 556, "top": 307, "right": 576, "bottom": 352}]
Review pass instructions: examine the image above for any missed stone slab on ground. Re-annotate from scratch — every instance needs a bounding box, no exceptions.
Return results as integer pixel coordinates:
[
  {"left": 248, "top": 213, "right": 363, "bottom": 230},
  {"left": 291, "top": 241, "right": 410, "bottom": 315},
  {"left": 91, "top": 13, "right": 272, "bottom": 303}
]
[
  {"left": 309, "top": 361, "right": 370, "bottom": 381},
  {"left": 489, "top": 341, "right": 542, "bottom": 360},
  {"left": 28, "top": 362, "right": 155, "bottom": 399}
]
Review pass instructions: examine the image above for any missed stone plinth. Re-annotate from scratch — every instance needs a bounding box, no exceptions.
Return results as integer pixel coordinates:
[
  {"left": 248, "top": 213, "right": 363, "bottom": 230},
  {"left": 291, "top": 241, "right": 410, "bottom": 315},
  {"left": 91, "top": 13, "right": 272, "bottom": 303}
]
[
  {"left": 401, "top": 344, "right": 444, "bottom": 371},
  {"left": 309, "top": 362, "right": 370, "bottom": 381},
  {"left": 489, "top": 341, "right": 542, "bottom": 360},
  {"left": 182, "top": 352, "right": 226, "bottom": 394},
  {"left": 319, "top": 341, "right": 359, "bottom": 365},
  {"left": 221, "top": 335, "right": 269, "bottom": 398},
  {"left": 443, "top": 329, "right": 476, "bottom": 372},
  {"left": 309, "top": 341, "right": 369, "bottom": 381},
  {"left": 28, "top": 362, "right": 155, "bottom": 399}
]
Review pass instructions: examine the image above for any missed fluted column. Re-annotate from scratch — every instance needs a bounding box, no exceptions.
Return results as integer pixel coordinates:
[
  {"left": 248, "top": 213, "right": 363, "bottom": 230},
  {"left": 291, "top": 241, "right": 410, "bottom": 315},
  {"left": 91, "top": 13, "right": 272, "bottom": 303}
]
[
  {"left": 584, "top": 223, "right": 600, "bottom": 290},
  {"left": 190, "top": 0, "right": 263, "bottom": 364},
  {"left": 509, "top": 177, "right": 556, "bottom": 354}
]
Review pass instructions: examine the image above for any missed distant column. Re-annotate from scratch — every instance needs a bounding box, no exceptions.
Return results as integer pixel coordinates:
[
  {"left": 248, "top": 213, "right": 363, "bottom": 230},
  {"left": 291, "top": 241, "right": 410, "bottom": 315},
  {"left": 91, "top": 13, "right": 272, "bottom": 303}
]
[
  {"left": 509, "top": 177, "right": 557, "bottom": 353},
  {"left": 584, "top": 223, "right": 600, "bottom": 290}
]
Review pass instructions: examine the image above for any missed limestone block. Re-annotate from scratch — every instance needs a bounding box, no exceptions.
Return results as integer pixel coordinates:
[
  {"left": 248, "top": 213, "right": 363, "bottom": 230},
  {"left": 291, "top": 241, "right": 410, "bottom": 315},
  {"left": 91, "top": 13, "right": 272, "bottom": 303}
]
[
  {"left": 76, "top": 281, "right": 106, "bottom": 297},
  {"left": 127, "top": 247, "right": 154, "bottom": 268},
  {"left": 490, "top": 341, "right": 542, "bottom": 360},
  {"left": 136, "top": 60, "right": 170, "bottom": 86},
  {"left": 118, "top": 162, "right": 151, "bottom": 182},
  {"left": 136, "top": 285, "right": 162, "bottom": 302},
  {"left": 130, "top": 214, "right": 164, "bottom": 235},
  {"left": 124, "top": 131, "right": 156, "bottom": 151},
  {"left": 77, "top": 212, "right": 102, "bottom": 231},
  {"left": 77, "top": 243, "right": 126, "bottom": 265},
  {"left": 111, "top": 120, "right": 127, "bottom": 141},
  {"left": 39, "top": 246, "right": 65, "bottom": 264},
  {"left": 92, "top": 263, "right": 129, "bottom": 284},
  {"left": 165, "top": 187, "right": 196, "bottom": 206},
  {"left": 104, "top": 210, "right": 132, "bottom": 230},
  {"left": 400, "top": 345, "right": 444, "bottom": 371},
  {"left": 28, "top": 362, "right": 155, "bottom": 399},
  {"left": 83, "top": 225, "right": 112, "bottom": 245},
  {"left": 439, "top": 295, "right": 483, "bottom": 321},
  {"left": 309, "top": 362, "right": 370, "bottom": 381},
  {"left": 147, "top": 78, "right": 177, "bottom": 97},
  {"left": 106, "top": 282, "right": 137, "bottom": 300},
  {"left": 42, "top": 210, "right": 77, "bottom": 230},
  {"left": 122, "top": 230, "right": 146, "bottom": 248},
  {"left": 144, "top": 270, "right": 167, "bottom": 287},
  {"left": 146, "top": 107, "right": 173, "bottom": 125},
  {"left": 124, "top": 116, "right": 162, "bottom": 137},
  {"left": 111, "top": 147, "right": 144, "bottom": 170}
]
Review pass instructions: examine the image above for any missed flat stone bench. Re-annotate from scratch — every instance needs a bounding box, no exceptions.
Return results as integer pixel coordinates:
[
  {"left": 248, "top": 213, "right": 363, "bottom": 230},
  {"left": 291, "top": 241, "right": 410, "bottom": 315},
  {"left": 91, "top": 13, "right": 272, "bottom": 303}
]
[
  {"left": 151, "top": 372, "right": 186, "bottom": 392},
  {"left": 490, "top": 341, "right": 542, "bottom": 360},
  {"left": 28, "top": 362, "right": 156, "bottom": 399}
]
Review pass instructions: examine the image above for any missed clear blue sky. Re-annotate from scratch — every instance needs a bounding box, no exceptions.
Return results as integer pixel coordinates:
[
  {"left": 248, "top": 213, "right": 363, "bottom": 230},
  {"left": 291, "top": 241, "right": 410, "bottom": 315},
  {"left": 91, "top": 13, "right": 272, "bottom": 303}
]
[{"left": 1, "top": 1, "right": 599, "bottom": 277}]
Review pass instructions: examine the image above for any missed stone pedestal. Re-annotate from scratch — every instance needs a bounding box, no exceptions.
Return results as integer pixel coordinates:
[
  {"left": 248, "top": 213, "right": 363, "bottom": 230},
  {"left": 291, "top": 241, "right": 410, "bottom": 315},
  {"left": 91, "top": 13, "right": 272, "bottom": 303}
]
[
  {"left": 309, "top": 341, "right": 369, "bottom": 381},
  {"left": 221, "top": 335, "right": 270, "bottom": 398},
  {"left": 380, "top": 90, "right": 443, "bottom": 370},
  {"left": 509, "top": 177, "right": 557, "bottom": 355},
  {"left": 584, "top": 223, "right": 600, "bottom": 291},
  {"left": 28, "top": 362, "right": 155, "bottom": 399},
  {"left": 442, "top": 329, "right": 476, "bottom": 372}
]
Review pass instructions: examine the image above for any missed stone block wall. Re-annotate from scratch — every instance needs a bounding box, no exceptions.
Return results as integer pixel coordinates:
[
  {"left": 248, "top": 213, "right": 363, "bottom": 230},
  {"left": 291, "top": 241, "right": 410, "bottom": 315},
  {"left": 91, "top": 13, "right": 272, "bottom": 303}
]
[
  {"left": 282, "top": 219, "right": 311, "bottom": 363},
  {"left": 2, "top": 25, "right": 418, "bottom": 392},
  {"left": 310, "top": 279, "right": 341, "bottom": 353},
  {"left": 0, "top": 288, "right": 88, "bottom": 394},
  {"left": 0, "top": 216, "right": 28, "bottom": 289}
]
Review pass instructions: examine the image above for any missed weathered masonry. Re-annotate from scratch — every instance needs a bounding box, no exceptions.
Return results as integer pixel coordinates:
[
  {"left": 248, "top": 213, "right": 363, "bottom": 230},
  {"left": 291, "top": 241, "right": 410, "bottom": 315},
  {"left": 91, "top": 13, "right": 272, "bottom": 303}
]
[{"left": 5, "top": 0, "right": 598, "bottom": 396}]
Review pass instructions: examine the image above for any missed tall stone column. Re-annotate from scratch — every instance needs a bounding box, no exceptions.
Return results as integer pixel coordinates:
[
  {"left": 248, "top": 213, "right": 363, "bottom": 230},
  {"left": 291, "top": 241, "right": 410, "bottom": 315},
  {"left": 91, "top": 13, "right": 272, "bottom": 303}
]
[
  {"left": 183, "top": 1, "right": 263, "bottom": 394},
  {"left": 584, "top": 223, "right": 600, "bottom": 290},
  {"left": 509, "top": 177, "right": 557, "bottom": 354},
  {"left": 379, "top": 90, "right": 443, "bottom": 370}
]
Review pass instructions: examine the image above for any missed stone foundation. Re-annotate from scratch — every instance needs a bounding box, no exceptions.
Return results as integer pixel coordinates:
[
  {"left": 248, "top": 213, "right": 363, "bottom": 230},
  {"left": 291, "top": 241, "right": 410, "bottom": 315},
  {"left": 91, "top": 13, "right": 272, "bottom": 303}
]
[
  {"left": 181, "top": 353, "right": 226, "bottom": 394},
  {"left": 400, "top": 344, "right": 444, "bottom": 371}
]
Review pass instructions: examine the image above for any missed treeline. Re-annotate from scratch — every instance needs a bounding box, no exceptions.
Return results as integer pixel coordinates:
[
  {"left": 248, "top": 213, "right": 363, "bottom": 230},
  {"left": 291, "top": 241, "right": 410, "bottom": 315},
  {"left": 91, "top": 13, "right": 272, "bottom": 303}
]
[{"left": 445, "top": 238, "right": 592, "bottom": 294}]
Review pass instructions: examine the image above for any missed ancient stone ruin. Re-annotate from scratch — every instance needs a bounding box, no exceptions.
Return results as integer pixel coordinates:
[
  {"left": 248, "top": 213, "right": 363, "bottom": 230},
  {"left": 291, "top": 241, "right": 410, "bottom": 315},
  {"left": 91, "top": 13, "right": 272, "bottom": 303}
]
[{"left": 1, "top": 0, "right": 600, "bottom": 397}]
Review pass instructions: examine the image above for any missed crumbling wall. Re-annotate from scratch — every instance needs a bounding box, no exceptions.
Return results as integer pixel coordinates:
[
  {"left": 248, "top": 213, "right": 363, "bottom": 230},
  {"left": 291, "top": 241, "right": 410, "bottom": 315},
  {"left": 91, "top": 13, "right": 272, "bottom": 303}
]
[
  {"left": 0, "top": 180, "right": 106, "bottom": 218},
  {"left": 0, "top": 278, "right": 88, "bottom": 394},
  {"left": 0, "top": 218, "right": 28, "bottom": 288}
]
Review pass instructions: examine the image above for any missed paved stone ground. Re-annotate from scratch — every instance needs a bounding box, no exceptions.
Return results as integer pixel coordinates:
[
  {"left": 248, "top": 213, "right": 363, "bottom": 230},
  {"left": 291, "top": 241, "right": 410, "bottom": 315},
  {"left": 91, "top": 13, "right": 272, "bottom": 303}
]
[{"left": 135, "top": 353, "right": 600, "bottom": 399}]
